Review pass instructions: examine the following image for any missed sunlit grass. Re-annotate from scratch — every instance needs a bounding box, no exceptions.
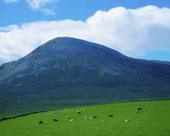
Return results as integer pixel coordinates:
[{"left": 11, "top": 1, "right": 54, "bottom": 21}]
[{"left": 1, "top": 100, "right": 170, "bottom": 136}]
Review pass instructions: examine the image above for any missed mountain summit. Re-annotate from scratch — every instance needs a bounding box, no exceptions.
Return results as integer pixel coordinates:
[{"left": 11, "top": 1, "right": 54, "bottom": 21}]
[{"left": 0, "top": 37, "right": 170, "bottom": 114}]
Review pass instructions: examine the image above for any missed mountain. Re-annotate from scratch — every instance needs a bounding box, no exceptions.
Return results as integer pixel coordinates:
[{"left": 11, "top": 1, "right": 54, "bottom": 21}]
[{"left": 0, "top": 37, "right": 170, "bottom": 115}]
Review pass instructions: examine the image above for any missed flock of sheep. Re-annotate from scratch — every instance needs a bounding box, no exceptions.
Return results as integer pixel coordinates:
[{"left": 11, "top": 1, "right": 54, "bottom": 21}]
[{"left": 39, "top": 107, "right": 143, "bottom": 124}]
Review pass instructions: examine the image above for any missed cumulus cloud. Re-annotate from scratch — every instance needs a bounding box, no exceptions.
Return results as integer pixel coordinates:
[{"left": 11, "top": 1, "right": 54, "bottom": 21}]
[{"left": 0, "top": 6, "right": 170, "bottom": 64}]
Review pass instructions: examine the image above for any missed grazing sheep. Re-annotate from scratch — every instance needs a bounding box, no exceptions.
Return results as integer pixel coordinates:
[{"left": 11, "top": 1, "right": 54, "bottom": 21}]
[
  {"left": 53, "top": 119, "right": 58, "bottom": 122},
  {"left": 66, "top": 116, "right": 71, "bottom": 119},
  {"left": 39, "top": 121, "right": 43, "bottom": 124},
  {"left": 77, "top": 111, "right": 81, "bottom": 114},
  {"left": 89, "top": 116, "right": 97, "bottom": 119},
  {"left": 109, "top": 114, "right": 113, "bottom": 117},
  {"left": 69, "top": 119, "right": 74, "bottom": 122},
  {"left": 137, "top": 108, "right": 143, "bottom": 110},
  {"left": 92, "top": 116, "right": 97, "bottom": 119},
  {"left": 125, "top": 119, "right": 131, "bottom": 122}
]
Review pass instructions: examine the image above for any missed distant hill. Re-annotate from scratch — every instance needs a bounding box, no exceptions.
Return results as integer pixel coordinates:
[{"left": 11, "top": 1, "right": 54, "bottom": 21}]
[
  {"left": 150, "top": 60, "right": 170, "bottom": 65},
  {"left": 0, "top": 37, "right": 170, "bottom": 115}
]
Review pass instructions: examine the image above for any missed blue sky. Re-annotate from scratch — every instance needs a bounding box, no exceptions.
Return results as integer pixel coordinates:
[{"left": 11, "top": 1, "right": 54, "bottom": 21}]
[
  {"left": 1, "top": 0, "right": 170, "bottom": 26},
  {"left": 0, "top": 0, "right": 170, "bottom": 63}
]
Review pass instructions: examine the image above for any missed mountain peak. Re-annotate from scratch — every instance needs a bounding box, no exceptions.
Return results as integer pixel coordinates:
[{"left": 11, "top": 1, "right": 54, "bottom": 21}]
[
  {"left": 29, "top": 37, "right": 125, "bottom": 62},
  {"left": 39, "top": 36, "right": 119, "bottom": 53},
  {"left": 0, "top": 37, "right": 125, "bottom": 81}
]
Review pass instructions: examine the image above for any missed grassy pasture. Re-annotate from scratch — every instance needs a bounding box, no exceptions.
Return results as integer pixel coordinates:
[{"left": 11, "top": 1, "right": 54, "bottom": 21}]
[{"left": 0, "top": 100, "right": 170, "bottom": 136}]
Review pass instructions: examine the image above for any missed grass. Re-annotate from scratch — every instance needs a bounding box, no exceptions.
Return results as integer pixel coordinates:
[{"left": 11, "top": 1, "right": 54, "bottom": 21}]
[{"left": 0, "top": 100, "right": 170, "bottom": 136}]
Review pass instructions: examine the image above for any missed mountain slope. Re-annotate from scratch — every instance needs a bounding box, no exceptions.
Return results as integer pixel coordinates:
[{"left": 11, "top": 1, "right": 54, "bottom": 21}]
[{"left": 0, "top": 37, "right": 170, "bottom": 115}]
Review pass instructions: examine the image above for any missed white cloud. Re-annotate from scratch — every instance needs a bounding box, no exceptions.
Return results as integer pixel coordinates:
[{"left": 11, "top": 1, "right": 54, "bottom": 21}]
[
  {"left": 26, "top": 0, "right": 58, "bottom": 9},
  {"left": 26, "top": 0, "right": 58, "bottom": 15},
  {"left": 42, "top": 8, "right": 56, "bottom": 15},
  {"left": 4, "top": 0, "right": 57, "bottom": 15},
  {"left": 5, "top": 0, "right": 19, "bottom": 3},
  {"left": 0, "top": 6, "right": 170, "bottom": 64}
]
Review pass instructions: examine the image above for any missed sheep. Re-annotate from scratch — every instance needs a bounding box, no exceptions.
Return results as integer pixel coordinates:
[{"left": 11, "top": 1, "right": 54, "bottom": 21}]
[
  {"left": 108, "top": 114, "right": 113, "bottom": 117},
  {"left": 137, "top": 108, "right": 143, "bottom": 110},
  {"left": 69, "top": 119, "right": 74, "bottom": 122},
  {"left": 66, "top": 116, "right": 71, "bottom": 120},
  {"left": 136, "top": 110, "right": 139, "bottom": 113},
  {"left": 53, "top": 119, "right": 58, "bottom": 122},
  {"left": 125, "top": 119, "right": 131, "bottom": 122},
  {"left": 39, "top": 121, "right": 43, "bottom": 124},
  {"left": 77, "top": 111, "right": 81, "bottom": 114},
  {"left": 89, "top": 116, "right": 97, "bottom": 119},
  {"left": 92, "top": 116, "right": 97, "bottom": 119}
]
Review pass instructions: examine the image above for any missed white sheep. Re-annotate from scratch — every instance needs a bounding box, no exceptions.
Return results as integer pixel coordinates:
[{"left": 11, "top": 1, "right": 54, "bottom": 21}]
[
  {"left": 89, "top": 116, "right": 93, "bottom": 120},
  {"left": 136, "top": 110, "right": 139, "bottom": 113},
  {"left": 69, "top": 119, "right": 74, "bottom": 122},
  {"left": 125, "top": 119, "right": 131, "bottom": 122}
]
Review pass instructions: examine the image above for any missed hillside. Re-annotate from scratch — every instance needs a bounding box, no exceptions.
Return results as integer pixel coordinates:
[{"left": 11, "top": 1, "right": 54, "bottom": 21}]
[
  {"left": 0, "top": 37, "right": 170, "bottom": 115},
  {"left": 0, "top": 100, "right": 170, "bottom": 136}
]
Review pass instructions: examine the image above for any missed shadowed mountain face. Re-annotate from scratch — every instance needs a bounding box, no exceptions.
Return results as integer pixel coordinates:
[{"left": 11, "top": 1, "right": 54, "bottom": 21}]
[{"left": 0, "top": 37, "right": 170, "bottom": 115}]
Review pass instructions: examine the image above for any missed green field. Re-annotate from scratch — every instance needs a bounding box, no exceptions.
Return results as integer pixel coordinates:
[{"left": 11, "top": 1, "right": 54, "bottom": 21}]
[{"left": 1, "top": 100, "right": 170, "bottom": 136}]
